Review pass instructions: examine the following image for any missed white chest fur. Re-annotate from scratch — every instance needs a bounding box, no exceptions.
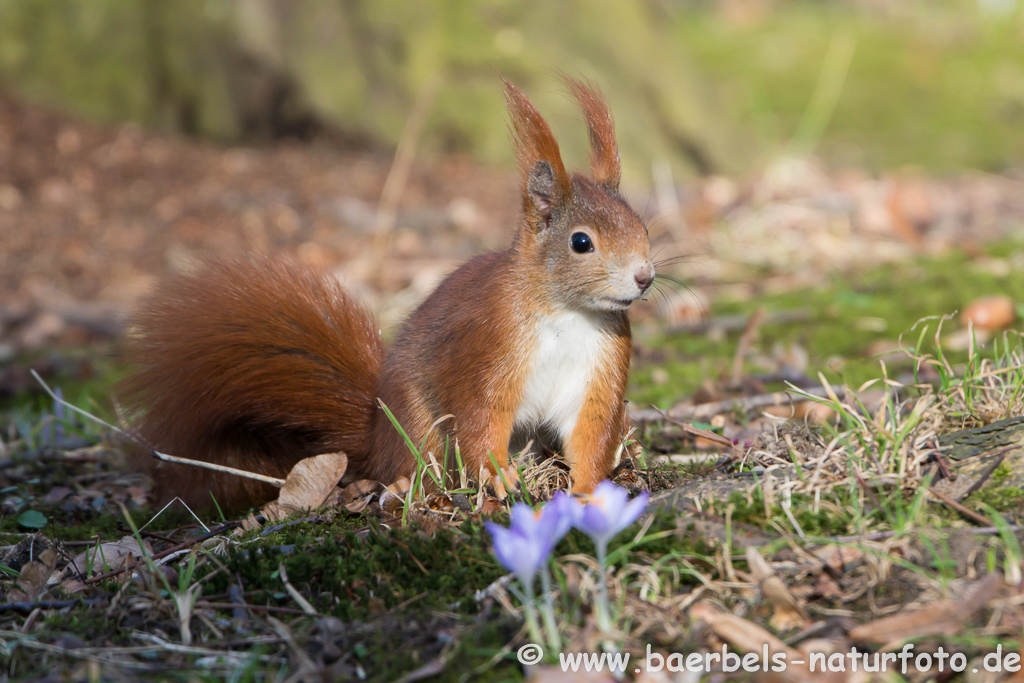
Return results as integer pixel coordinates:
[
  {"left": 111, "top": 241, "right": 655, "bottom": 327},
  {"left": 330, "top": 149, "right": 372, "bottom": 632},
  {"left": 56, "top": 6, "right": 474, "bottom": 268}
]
[{"left": 513, "top": 310, "right": 612, "bottom": 442}]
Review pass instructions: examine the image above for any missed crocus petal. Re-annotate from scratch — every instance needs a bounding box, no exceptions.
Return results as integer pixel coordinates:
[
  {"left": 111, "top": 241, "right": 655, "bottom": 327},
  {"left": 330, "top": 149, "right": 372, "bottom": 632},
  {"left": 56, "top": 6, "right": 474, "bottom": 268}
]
[
  {"left": 540, "top": 491, "right": 583, "bottom": 550},
  {"left": 615, "top": 490, "right": 650, "bottom": 534},
  {"left": 486, "top": 521, "right": 544, "bottom": 585},
  {"left": 575, "top": 481, "right": 649, "bottom": 545},
  {"left": 509, "top": 503, "right": 542, "bottom": 534}
]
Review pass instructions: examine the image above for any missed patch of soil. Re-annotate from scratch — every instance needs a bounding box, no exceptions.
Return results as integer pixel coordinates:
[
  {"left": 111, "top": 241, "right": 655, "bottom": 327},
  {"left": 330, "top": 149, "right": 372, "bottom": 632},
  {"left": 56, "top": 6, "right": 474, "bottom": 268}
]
[{"left": 0, "top": 89, "right": 519, "bottom": 353}]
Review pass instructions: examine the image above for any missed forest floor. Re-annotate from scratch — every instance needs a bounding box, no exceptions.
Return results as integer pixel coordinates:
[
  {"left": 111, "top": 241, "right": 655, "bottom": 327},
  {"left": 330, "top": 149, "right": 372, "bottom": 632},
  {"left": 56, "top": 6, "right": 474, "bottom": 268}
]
[{"left": 1, "top": 90, "right": 1024, "bottom": 681}]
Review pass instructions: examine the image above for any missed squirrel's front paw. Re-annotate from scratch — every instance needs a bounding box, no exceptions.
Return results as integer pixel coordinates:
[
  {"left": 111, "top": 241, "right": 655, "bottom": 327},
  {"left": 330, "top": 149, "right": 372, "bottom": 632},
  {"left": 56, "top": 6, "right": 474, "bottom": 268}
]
[{"left": 488, "top": 464, "right": 520, "bottom": 499}]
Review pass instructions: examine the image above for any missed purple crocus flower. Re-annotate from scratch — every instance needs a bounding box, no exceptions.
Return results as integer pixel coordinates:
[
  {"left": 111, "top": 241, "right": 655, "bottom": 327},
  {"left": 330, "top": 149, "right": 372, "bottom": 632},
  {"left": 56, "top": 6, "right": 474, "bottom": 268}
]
[
  {"left": 486, "top": 504, "right": 548, "bottom": 587},
  {"left": 575, "top": 480, "right": 650, "bottom": 547},
  {"left": 539, "top": 491, "right": 583, "bottom": 551},
  {"left": 486, "top": 494, "right": 582, "bottom": 584}
]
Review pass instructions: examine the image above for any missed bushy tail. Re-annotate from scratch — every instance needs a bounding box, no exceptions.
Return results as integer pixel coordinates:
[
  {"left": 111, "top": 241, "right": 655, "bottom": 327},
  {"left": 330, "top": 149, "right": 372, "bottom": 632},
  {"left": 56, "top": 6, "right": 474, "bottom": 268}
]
[{"left": 120, "top": 255, "right": 384, "bottom": 510}]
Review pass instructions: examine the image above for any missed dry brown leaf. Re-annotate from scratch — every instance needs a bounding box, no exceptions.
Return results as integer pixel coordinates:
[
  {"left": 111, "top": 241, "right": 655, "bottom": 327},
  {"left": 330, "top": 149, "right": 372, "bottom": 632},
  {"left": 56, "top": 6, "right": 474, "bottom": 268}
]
[
  {"left": 380, "top": 476, "right": 410, "bottom": 515},
  {"left": 340, "top": 479, "right": 381, "bottom": 503},
  {"left": 340, "top": 479, "right": 381, "bottom": 513},
  {"left": 848, "top": 573, "right": 1005, "bottom": 645},
  {"left": 320, "top": 487, "right": 343, "bottom": 509},
  {"left": 344, "top": 496, "right": 370, "bottom": 514},
  {"left": 813, "top": 572, "right": 844, "bottom": 600},
  {"left": 694, "top": 605, "right": 794, "bottom": 658},
  {"left": 239, "top": 512, "right": 263, "bottom": 532},
  {"left": 426, "top": 492, "right": 453, "bottom": 512},
  {"left": 60, "top": 578, "right": 89, "bottom": 595},
  {"left": 68, "top": 537, "right": 149, "bottom": 579},
  {"left": 962, "top": 295, "right": 1016, "bottom": 331},
  {"left": 528, "top": 665, "right": 616, "bottom": 682},
  {"left": 478, "top": 497, "right": 503, "bottom": 516},
  {"left": 9, "top": 548, "right": 60, "bottom": 602},
  {"left": 814, "top": 545, "right": 864, "bottom": 572},
  {"left": 261, "top": 451, "right": 348, "bottom": 521},
  {"left": 692, "top": 602, "right": 854, "bottom": 683},
  {"left": 745, "top": 546, "right": 808, "bottom": 632}
]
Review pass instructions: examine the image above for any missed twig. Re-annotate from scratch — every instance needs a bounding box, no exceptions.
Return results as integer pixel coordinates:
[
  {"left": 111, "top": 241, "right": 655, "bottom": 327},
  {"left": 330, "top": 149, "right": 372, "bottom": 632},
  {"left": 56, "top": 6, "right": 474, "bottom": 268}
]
[
  {"left": 147, "top": 450, "right": 285, "bottom": 486},
  {"left": 629, "top": 383, "right": 847, "bottom": 424},
  {"left": 928, "top": 486, "right": 995, "bottom": 527},
  {"left": 956, "top": 448, "right": 1012, "bottom": 500},
  {"left": 278, "top": 563, "right": 319, "bottom": 616},
  {"left": 669, "top": 308, "right": 811, "bottom": 334},
  {"left": 830, "top": 524, "right": 1021, "bottom": 544},
  {"left": 650, "top": 405, "right": 739, "bottom": 453},
  {"left": 373, "top": 73, "right": 442, "bottom": 250},
  {"left": 196, "top": 602, "right": 314, "bottom": 617},
  {"left": 133, "top": 632, "right": 285, "bottom": 663},
  {"left": 31, "top": 369, "right": 285, "bottom": 487},
  {"left": 731, "top": 306, "right": 764, "bottom": 384},
  {"left": 0, "top": 598, "right": 107, "bottom": 614},
  {"left": 83, "top": 521, "right": 239, "bottom": 585}
]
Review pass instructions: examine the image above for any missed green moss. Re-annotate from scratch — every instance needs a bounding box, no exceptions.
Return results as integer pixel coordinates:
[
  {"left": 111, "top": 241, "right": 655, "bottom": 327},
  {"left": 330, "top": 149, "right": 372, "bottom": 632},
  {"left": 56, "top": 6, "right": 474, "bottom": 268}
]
[
  {"left": 214, "top": 517, "right": 504, "bottom": 621},
  {"left": 710, "top": 488, "right": 855, "bottom": 538},
  {"left": 968, "top": 485, "right": 1024, "bottom": 514}
]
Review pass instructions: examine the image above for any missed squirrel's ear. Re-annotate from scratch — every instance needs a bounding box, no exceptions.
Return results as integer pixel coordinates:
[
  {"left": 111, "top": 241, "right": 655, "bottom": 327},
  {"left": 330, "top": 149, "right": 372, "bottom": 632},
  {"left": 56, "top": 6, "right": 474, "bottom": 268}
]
[
  {"left": 504, "top": 78, "right": 571, "bottom": 229},
  {"left": 563, "top": 76, "right": 621, "bottom": 192}
]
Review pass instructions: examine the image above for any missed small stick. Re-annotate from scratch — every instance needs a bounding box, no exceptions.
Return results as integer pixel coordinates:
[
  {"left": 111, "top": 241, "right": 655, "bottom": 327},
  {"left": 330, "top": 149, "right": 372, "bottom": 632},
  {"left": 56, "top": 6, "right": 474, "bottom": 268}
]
[
  {"left": 958, "top": 449, "right": 1010, "bottom": 500},
  {"left": 31, "top": 369, "right": 285, "bottom": 487},
  {"left": 650, "top": 405, "right": 738, "bottom": 453},
  {"left": 630, "top": 383, "right": 847, "bottom": 424},
  {"left": 928, "top": 486, "right": 995, "bottom": 527},
  {"left": 731, "top": 306, "right": 764, "bottom": 384},
  {"left": 0, "top": 598, "right": 108, "bottom": 614},
  {"left": 373, "top": 73, "right": 442, "bottom": 250},
  {"left": 83, "top": 521, "right": 239, "bottom": 585}
]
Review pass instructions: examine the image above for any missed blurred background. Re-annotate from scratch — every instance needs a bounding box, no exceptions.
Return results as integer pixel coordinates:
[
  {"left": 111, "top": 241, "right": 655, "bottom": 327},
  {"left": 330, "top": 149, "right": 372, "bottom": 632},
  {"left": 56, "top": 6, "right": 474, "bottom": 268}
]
[{"left": 1, "top": 0, "right": 1023, "bottom": 408}]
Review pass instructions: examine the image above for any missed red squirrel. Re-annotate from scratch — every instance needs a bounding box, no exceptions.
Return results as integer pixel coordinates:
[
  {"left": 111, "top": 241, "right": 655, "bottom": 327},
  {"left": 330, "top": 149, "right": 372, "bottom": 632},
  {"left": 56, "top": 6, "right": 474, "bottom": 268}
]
[{"left": 121, "top": 77, "right": 654, "bottom": 510}]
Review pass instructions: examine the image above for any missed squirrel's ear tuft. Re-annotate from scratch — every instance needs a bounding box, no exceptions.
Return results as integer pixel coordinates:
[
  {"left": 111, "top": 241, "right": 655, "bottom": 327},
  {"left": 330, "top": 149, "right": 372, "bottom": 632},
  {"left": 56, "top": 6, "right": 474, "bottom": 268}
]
[
  {"left": 563, "top": 75, "right": 620, "bottom": 192},
  {"left": 504, "top": 78, "right": 571, "bottom": 228}
]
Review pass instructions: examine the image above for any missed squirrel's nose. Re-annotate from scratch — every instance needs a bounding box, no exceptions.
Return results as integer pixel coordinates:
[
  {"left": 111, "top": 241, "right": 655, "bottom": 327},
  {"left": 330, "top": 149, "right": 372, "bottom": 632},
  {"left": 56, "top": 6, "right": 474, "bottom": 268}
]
[{"left": 634, "top": 263, "right": 654, "bottom": 290}]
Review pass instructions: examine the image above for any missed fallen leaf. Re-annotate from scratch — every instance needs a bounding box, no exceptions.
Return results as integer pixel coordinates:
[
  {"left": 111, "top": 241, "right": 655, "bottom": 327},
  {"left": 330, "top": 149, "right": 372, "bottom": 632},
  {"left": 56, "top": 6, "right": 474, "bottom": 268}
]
[
  {"left": 379, "top": 477, "right": 410, "bottom": 515},
  {"left": 848, "top": 573, "right": 1005, "bottom": 644},
  {"left": 813, "top": 572, "right": 844, "bottom": 600},
  {"left": 68, "top": 537, "right": 150, "bottom": 578},
  {"left": 262, "top": 451, "right": 348, "bottom": 521},
  {"left": 691, "top": 602, "right": 850, "bottom": 683},
  {"left": 814, "top": 545, "right": 864, "bottom": 572},
  {"left": 528, "top": 665, "right": 616, "bottom": 682},
  {"left": 426, "top": 492, "right": 453, "bottom": 512},
  {"left": 478, "top": 497, "right": 502, "bottom": 516},
  {"left": 9, "top": 548, "right": 60, "bottom": 602},
  {"left": 745, "top": 547, "right": 808, "bottom": 631},
  {"left": 42, "top": 487, "right": 73, "bottom": 504},
  {"left": 340, "top": 479, "right": 380, "bottom": 503},
  {"left": 962, "top": 295, "right": 1015, "bottom": 331},
  {"left": 340, "top": 479, "right": 381, "bottom": 513},
  {"left": 239, "top": 512, "right": 263, "bottom": 532}
]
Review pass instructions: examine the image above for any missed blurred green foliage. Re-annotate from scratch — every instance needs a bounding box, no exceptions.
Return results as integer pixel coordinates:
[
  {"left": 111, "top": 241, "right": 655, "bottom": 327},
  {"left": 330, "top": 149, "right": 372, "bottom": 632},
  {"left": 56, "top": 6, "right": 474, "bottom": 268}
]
[
  {"left": 674, "top": 2, "right": 1024, "bottom": 171},
  {"left": 1, "top": 1, "right": 1022, "bottom": 176}
]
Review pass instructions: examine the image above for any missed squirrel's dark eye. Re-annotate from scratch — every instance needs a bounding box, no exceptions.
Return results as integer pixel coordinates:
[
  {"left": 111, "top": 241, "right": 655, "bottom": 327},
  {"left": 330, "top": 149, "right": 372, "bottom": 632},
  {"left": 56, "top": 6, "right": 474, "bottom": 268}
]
[{"left": 570, "top": 232, "right": 594, "bottom": 254}]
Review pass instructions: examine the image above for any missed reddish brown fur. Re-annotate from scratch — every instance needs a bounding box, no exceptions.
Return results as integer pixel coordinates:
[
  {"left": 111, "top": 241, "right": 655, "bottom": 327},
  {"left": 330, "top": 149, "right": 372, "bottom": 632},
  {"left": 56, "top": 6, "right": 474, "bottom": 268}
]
[
  {"left": 504, "top": 79, "right": 571, "bottom": 193},
  {"left": 563, "top": 316, "right": 632, "bottom": 492},
  {"left": 564, "top": 76, "right": 621, "bottom": 190},
  {"left": 122, "top": 78, "right": 651, "bottom": 509},
  {"left": 121, "top": 256, "right": 385, "bottom": 509}
]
